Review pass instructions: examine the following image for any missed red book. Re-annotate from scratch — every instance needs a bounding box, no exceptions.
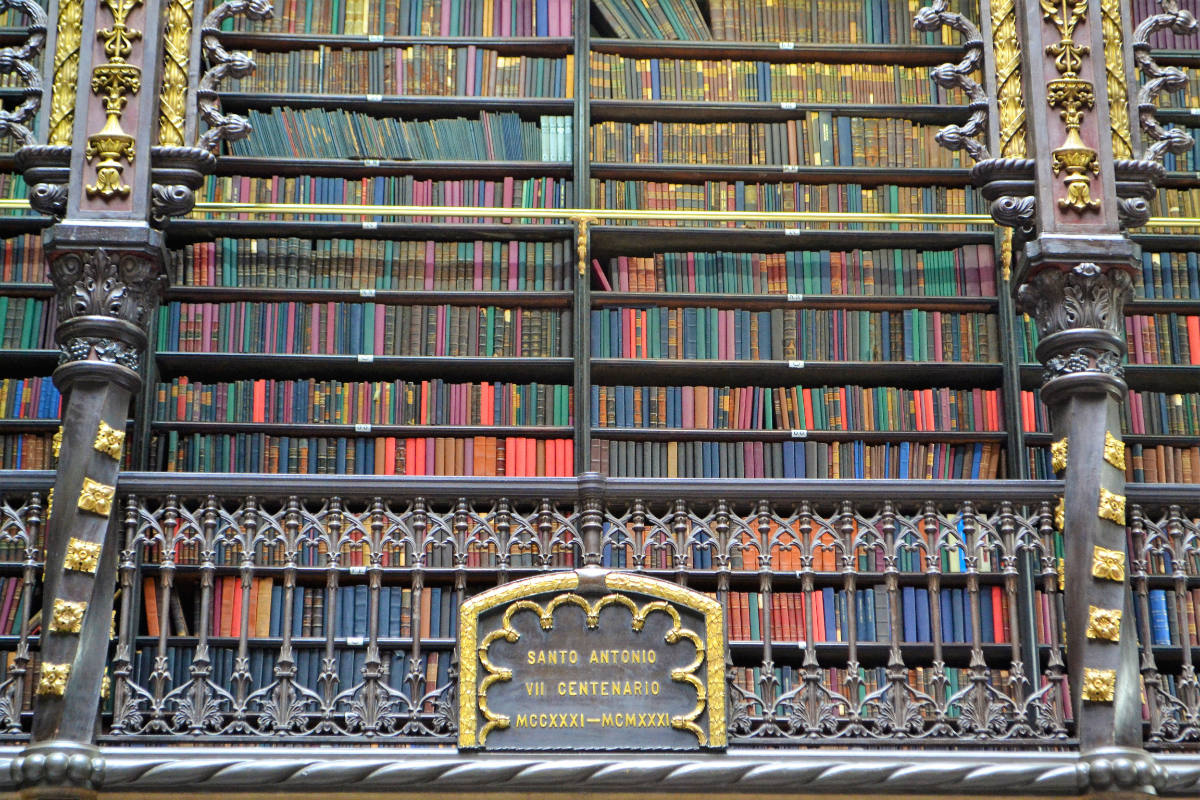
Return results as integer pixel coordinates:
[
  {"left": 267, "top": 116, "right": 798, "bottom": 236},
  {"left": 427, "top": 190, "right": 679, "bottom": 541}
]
[
  {"left": 593, "top": 259, "right": 613, "bottom": 292},
  {"left": 992, "top": 586, "right": 1005, "bottom": 644},
  {"left": 230, "top": 576, "right": 244, "bottom": 638},
  {"left": 1188, "top": 316, "right": 1200, "bottom": 364}
]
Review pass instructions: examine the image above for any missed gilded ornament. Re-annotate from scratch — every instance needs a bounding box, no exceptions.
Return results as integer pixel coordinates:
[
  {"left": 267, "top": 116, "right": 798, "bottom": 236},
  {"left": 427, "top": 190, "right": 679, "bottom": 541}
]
[
  {"left": 1092, "top": 545, "right": 1126, "bottom": 581},
  {"left": 52, "top": 427, "right": 62, "bottom": 459},
  {"left": 1054, "top": 496, "right": 1065, "bottom": 530},
  {"left": 64, "top": 537, "right": 101, "bottom": 572},
  {"left": 1098, "top": 488, "right": 1126, "bottom": 525},
  {"left": 45, "top": 488, "right": 53, "bottom": 520},
  {"left": 991, "top": 0, "right": 1027, "bottom": 159},
  {"left": 93, "top": 420, "right": 125, "bottom": 460},
  {"left": 1086, "top": 605, "right": 1121, "bottom": 641},
  {"left": 1058, "top": 557, "right": 1065, "bottom": 591},
  {"left": 78, "top": 477, "right": 115, "bottom": 517},
  {"left": 1040, "top": 0, "right": 1101, "bottom": 213},
  {"left": 157, "top": 0, "right": 192, "bottom": 146},
  {"left": 48, "top": 0, "right": 83, "bottom": 145},
  {"left": 1082, "top": 667, "right": 1116, "bottom": 702},
  {"left": 1051, "top": 437, "right": 1069, "bottom": 472},
  {"left": 1099, "top": 0, "right": 1131, "bottom": 158},
  {"left": 50, "top": 599, "right": 87, "bottom": 634},
  {"left": 37, "top": 662, "right": 71, "bottom": 696},
  {"left": 575, "top": 216, "right": 596, "bottom": 276},
  {"left": 101, "top": 673, "right": 111, "bottom": 700},
  {"left": 84, "top": 0, "right": 144, "bottom": 199},
  {"left": 1103, "top": 431, "right": 1126, "bottom": 470}
]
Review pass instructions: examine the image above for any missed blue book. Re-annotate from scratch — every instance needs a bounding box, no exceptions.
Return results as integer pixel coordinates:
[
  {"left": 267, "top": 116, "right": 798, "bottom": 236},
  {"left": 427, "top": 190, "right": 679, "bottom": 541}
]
[
  {"left": 822, "top": 587, "right": 836, "bottom": 642},
  {"left": 1149, "top": 589, "right": 1172, "bottom": 645},
  {"left": 915, "top": 588, "right": 931, "bottom": 641},
  {"left": 951, "top": 589, "right": 966, "bottom": 642},
  {"left": 902, "top": 586, "right": 917, "bottom": 641},
  {"left": 354, "top": 585, "right": 368, "bottom": 637},
  {"left": 292, "top": 587, "right": 306, "bottom": 638},
  {"left": 940, "top": 590, "right": 954, "bottom": 642},
  {"left": 428, "top": 587, "right": 442, "bottom": 638},
  {"left": 1188, "top": 253, "right": 1199, "bottom": 299},
  {"left": 863, "top": 588, "right": 876, "bottom": 641},
  {"left": 378, "top": 587, "right": 391, "bottom": 637},
  {"left": 441, "top": 587, "right": 455, "bottom": 637},
  {"left": 269, "top": 584, "right": 283, "bottom": 638},
  {"left": 980, "top": 587, "right": 994, "bottom": 643}
]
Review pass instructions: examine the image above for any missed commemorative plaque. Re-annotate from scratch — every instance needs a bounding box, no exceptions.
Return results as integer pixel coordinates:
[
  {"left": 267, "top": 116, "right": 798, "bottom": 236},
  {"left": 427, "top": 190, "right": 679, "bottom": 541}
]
[{"left": 458, "top": 567, "right": 726, "bottom": 750}]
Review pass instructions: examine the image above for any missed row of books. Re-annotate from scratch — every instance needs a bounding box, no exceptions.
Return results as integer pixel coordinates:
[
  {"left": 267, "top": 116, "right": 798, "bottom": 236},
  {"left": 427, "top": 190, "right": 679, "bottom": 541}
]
[
  {"left": 1021, "top": 389, "right": 1200, "bottom": 437},
  {"left": 171, "top": 238, "right": 573, "bottom": 291},
  {"left": 130, "top": 647, "right": 451, "bottom": 712},
  {"left": 590, "top": 384, "right": 1003, "bottom": 432},
  {"left": 0, "top": 434, "right": 54, "bottom": 470},
  {"left": 0, "top": 297, "right": 55, "bottom": 349},
  {"left": 153, "top": 432, "right": 576, "bottom": 475},
  {"left": 0, "top": 378, "right": 61, "bottom": 421},
  {"left": 146, "top": 578, "right": 457, "bottom": 640},
  {"left": 229, "top": 109, "right": 574, "bottom": 162},
  {"left": 1138, "top": 251, "right": 1200, "bottom": 300},
  {"left": 1139, "top": 587, "right": 1200, "bottom": 648},
  {"left": 587, "top": 54, "right": 962, "bottom": 104},
  {"left": 1155, "top": 187, "right": 1200, "bottom": 220},
  {"left": 0, "top": 235, "right": 43, "bottom": 282},
  {"left": 201, "top": 175, "right": 572, "bottom": 217},
  {"left": 239, "top": 46, "right": 573, "bottom": 98},
  {"left": 0, "top": 576, "right": 29, "bottom": 636},
  {"left": 156, "top": 378, "right": 573, "bottom": 427},
  {"left": 1027, "top": 443, "right": 1200, "bottom": 484},
  {"left": 157, "top": 303, "right": 572, "bottom": 357},
  {"left": 592, "top": 439, "right": 1005, "bottom": 479},
  {"left": 598, "top": 246, "right": 996, "bottom": 296},
  {"left": 589, "top": 117, "right": 966, "bottom": 169},
  {"left": 707, "top": 0, "right": 973, "bottom": 44},
  {"left": 592, "top": 0, "right": 710, "bottom": 40},
  {"left": 589, "top": 180, "right": 980, "bottom": 219},
  {"left": 1016, "top": 314, "right": 1200, "bottom": 366},
  {"left": 237, "top": 0, "right": 572, "bottom": 36},
  {"left": 589, "top": 307, "right": 999, "bottom": 362}
]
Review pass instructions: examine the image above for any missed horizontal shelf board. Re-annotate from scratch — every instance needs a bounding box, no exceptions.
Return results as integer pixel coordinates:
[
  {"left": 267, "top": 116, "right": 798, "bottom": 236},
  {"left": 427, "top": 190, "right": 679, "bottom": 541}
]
[
  {"left": 1020, "top": 364, "right": 1200, "bottom": 392},
  {"left": 164, "top": 287, "right": 572, "bottom": 307},
  {"left": 154, "top": 353, "right": 575, "bottom": 382},
  {"left": 151, "top": 421, "right": 573, "bottom": 438},
  {"left": 590, "top": 162, "right": 972, "bottom": 187},
  {"left": 220, "top": 91, "right": 574, "bottom": 116},
  {"left": 1127, "top": 297, "right": 1200, "bottom": 312},
  {"left": 1131, "top": 232, "right": 1200, "bottom": 251},
  {"left": 1025, "top": 432, "right": 1200, "bottom": 447},
  {"left": 216, "top": 31, "right": 574, "bottom": 54},
  {"left": 165, "top": 219, "right": 574, "bottom": 243},
  {"left": 0, "top": 350, "right": 58, "bottom": 374},
  {"left": 590, "top": 39, "right": 964, "bottom": 65},
  {"left": 590, "top": 359, "right": 1004, "bottom": 388},
  {"left": 0, "top": 216, "right": 50, "bottom": 233},
  {"left": 1153, "top": 49, "right": 1200, "bottom": 67},
  {"left": 1157, "top": 108, "right": 1200, "bottom": 125},
  {"left": 0, "top": 282, "right": 51, "bottom": 297},
  {"left": 590, "top": 292, "right": 996, "bottom": 312},
  {"left": 589, "top": 226, "right": 994, "bottom": 253},
  {"left": 0, "top": 419, "right": 60, "bottom": 433},
  {"left": 136, "top": 635, "right": 457, "bottom": 648},
  {"left": 214, "top": 156, "right": 573, "bottom": 180},
  {"left": 591, "top": 427, "right": 1005, "bottom": 443},
  {"left": 589, "top": 99, "right": 969, "bottom": 124}
]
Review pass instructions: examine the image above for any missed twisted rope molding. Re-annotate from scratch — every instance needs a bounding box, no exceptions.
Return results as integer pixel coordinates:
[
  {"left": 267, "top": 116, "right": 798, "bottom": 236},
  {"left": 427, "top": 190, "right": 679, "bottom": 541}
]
[{"left": 0, "top": 748, "right": 1193, "bottom": 795}]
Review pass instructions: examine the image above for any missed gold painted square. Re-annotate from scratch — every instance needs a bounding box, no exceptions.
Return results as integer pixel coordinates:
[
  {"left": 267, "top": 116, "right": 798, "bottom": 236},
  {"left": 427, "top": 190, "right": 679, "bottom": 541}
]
[
  {"left": 49, "top": 599, "right": 87, "bottom": 634},
  {"left": 1092, "top": 546, "right": 1126, "bottom": 582},
  {"left": 52, "top": 427, "right": 62, "bottom": 459},
  {"left": 1054, "top": 497, "right": 1065, "bottom": 530},
  {"left": 1103, "top": 431, "right": 1126, "bottom": 471},
  {"left": 63, "top": 537, "right": 101, "bottom": 573},
  {"left": 77, "top": 477, "right": 115, "bottom": 517},
  {"left": 1098, "top": 489, "right": 1126, "bottom": 525},
  {"left": 1051, "top": 437, "right": 1069, "bottom": 472},
  {"left": 1082, "top": 668, "right": 1116, "bottom": 702},
  {"left": 37, "top": 662, "right": 71, "bottom": 696},
  {"left": 1086, "top": 605, "right": 1121, "bottom": 641},
  {"left": 93, "top": 420, "right": 125, "bottom": 460}
]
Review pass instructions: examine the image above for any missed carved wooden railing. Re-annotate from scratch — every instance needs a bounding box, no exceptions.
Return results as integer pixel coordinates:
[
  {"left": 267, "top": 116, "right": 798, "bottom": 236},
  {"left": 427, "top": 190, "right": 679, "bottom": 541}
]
[{"left": 1, "top": 473, "right": 1198, "bottom": 749}]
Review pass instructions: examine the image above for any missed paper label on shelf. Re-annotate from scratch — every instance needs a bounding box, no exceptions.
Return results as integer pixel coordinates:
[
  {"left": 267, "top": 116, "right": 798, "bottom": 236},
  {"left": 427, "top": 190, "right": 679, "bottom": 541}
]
[
  {"left": 782, "top": 165, "right": 798, "bottom": 173},
  {"left": 357, "top": 354, "right": 374, "bottom": 363},
  {"left": 363, "top": 159, "right": 381, "bottom": 167},
  {"left": 366, "top": 94, "right": 383, "bottom": 102},
  {"left": 1191, "top": 108, "right": 1200, "bottom": 115},
  {"left": 786, "top": 293, "right": 803, "bottom": 302},
  {"left": 347, "top": 636, "right": 366, "bottom": 646},
  {"left": 362, "top": 220, "right": 379, "bottom": 230},
  {"left": 784, "top": 228, "right": 801, "bottom": 236},
  {"left": 780, "top": 101, "right": 797, "bottom": 110},
  {"left": 359, "top": 288, "right": 376, "bottom": 298},
  {"left": 791, "top": 429, "right": 808, "bottom": 439},
  {"left": 368, "top": 34, "right": 383, "bottom": 42},
  {"left": 787, "top": 360, "right": 805, "bottom": 369},
  {"left": 349, "top": 566, "right": 367, "bottom": 575},
  {"left": 354, "top": 423, "right": 372, "bottom": 433},
  {"left": 778, "top": 41, "right": 795, "bottom": 49}
]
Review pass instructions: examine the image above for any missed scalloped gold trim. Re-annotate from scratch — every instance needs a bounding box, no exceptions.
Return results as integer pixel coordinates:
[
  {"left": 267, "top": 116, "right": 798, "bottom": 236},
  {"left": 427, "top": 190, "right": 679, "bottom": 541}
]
[{"left": 1092, "top": 546, "right": 1125, "bottom": 581}]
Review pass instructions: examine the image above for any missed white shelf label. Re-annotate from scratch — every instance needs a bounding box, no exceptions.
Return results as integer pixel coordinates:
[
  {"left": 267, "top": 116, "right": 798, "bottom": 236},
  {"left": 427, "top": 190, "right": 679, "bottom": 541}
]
[
  {"left": 787, "top": 360, "right": 805, "bottom": 369},
  {"left": 791, "top": 429, "right": 808, "bottom": 439},
  {"left": 347, "top": 636, "right": 366, "bottom": 646},
  {"left": 368, "top": 34, "right": 383, "bottom": 42},
  {"left": 362, "top": 220, "right": 379, "bottom": 230},
  {"left": 349, "top": 565, "right": 367, "bottom": 575},
  {"left": 780, "top": 101, "right": 797, "bottom": 110},
  {"left": 363, "top": 158, "right": 381, "bottom": 167},
  {"left": 356, "top": 354, "right": 374, "bottom": 363},
  {"left": 359, "top": 288, "right": 376, "bottom": 298},
  {"left": 778, "top": 41, "right": 795, "bottom": 50},
  {"left": 366, "top": 94, "right": 383, "bottom": 102},
  {"left": 354, "top": 423, "right": 372, "bottom": 433},
  {"left": 1191, "top": 108, "right": 1200, "bottom": 115},
  {"left": 784, "top": 227, "right": 801, "bottom": 236},
  {"left": 782, "top": 165, "right": 799, "bottom": 173},
  {"left": 786, "top": 293, "right": 803, "bottom": 302}
]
